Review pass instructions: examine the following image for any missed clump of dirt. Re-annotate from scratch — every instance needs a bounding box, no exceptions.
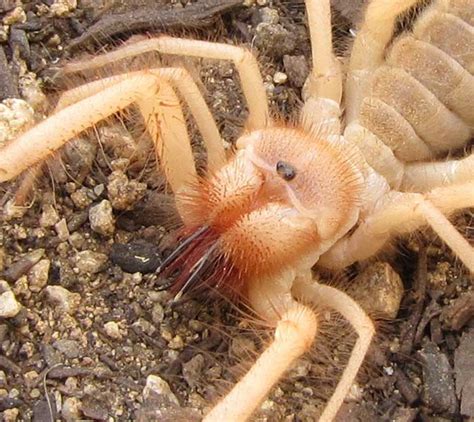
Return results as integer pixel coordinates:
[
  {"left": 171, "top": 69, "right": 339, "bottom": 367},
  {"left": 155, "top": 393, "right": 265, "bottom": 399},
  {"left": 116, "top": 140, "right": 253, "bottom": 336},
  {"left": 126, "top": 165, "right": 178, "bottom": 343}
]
[{"left": 0, "top": 1, "right": 473, "bottom": 421}]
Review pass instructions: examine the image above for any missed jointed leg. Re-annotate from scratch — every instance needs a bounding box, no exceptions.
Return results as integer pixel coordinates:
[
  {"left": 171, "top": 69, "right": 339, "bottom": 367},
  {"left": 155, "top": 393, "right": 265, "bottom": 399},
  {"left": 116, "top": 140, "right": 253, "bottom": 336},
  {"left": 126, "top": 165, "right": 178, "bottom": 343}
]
[
  {"left": 0, "top": 73, "right": 197, "bottom": 192},
  {"left": 401, "top": 153, "right": 474, "bottom": 192},
  {"left": 204, "top": 301, "right": 317, "bottom": 421},
  {"left": 293, "top": 276, "right": 375, "bottom": 422},
  {"left": 54, "top": 68, "right": 226, "bottom": 173},
  {"left": 61, "top": 37, "right": 270, "bottom": 131},
  {"left": 319, "top": 183, "right": 474, "bottom": 273},
  {"left": 301, "top": 0, "right": 342, "bottom": 136}
]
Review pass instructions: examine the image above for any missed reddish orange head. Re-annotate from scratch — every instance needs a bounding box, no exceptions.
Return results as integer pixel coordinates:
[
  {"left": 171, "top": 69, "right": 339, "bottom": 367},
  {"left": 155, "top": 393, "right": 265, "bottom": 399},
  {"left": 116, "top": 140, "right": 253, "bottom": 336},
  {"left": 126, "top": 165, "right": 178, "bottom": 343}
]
[{"left": 161, "top": 127, "right": 363, "bottom": 299}]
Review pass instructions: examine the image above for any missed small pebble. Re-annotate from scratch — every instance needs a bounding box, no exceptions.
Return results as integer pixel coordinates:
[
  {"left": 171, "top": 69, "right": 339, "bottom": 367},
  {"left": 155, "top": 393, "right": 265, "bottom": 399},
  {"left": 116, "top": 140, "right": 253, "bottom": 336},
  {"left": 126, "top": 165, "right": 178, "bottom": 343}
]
[
  {"left": 62, "top": 397, "right": 82, "bottom": 422},
  {"left": 40, "top": 204, "right": 59, "bottom": 228},
  {"left": 55, "top": 218, "right": 70, "bottom": 242},
  {"left": 346, "top": 262, "right": 404, "bottom": 319},
  {"left": 4, "top": 249, "right": 45, "bottom": 282},
  {"left": 104, "top": 321, "right": 122, "bottom": 340},
  {"left": 151, "top": 303, "right": 164, "bottom": 324},
  {"left": 182, "top": 354, "right": 205, "bottom": 388},
  {"left": 0, "top": 99, "right": 34, "bottom": 145},
  {"left": 143, "top": 375, "right": 179, "bottom": 405},
  {"left": 273, "top": 71, "right": 288, "bottom": 84},
  {"left": 2, "top": 6, "right": 26, "bottom": 25},
  {"left": 107, "top": 171, "right": 147, "bottom": 211},
  {"left": 283, "top": 55, "right": 310, "bottom": 88},
  {"left": 28, "top": 259, "right": 50, "bottom": 292},
  {"left": 70, "top": 188, "right": 92, "bottom": 209},
  {"left": 0, "top": 290, "right": 21, "bottom": 318},
  {"left": 2, "top": 408, "right": 19, "bottom": 422},
  {"left": 50, "top": 0, "right": 77, "bottom": 17},
  {"left": 53, "top": 339, "right": 81, "bottom": 359},
  {"left": 74, "top": 250, "right": 107, "bottom": 274},
  {"left": 89, "top": 200, "right": 115, "bottom": 236},
  {"left": 45, "top": 285, "right": 80, "bottom": 314}
]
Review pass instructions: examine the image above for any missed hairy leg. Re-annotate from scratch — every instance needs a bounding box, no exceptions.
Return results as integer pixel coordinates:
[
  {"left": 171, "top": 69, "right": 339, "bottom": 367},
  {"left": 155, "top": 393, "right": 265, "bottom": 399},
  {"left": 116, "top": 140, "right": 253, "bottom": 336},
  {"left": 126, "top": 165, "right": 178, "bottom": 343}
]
[
  {"left": 319, "top": 183, "right": 474, "bottom": 272},
  {"left": 0, "top": 73, "right": 197, "bottom": 192},
  {"left": 54, "top": 68, "right": 226, "bottom": 173},
  {"left": 204, "top": 301, "right": 317, "bottom": 421},
  {"left": 401, "top": 153, "right": 474, "bottom": 191},
  {"left": 293, "top": 276, "right": 375, "bottom": 422},
  {"left": 301, "top": 0, "right": 342, "bottom": 136},
  {"left": 61, "top": 36, "right": 270, "bottom": 131}
]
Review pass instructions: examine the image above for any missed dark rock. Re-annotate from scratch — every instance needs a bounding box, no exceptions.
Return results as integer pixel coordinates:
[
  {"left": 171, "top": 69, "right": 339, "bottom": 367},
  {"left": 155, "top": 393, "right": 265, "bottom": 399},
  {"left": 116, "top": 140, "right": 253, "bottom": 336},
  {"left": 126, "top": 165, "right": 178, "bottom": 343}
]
[
  {"left": 454, "top": 329, "right": 474, "bottom": 417},
  {"left": 82, "top": 396, "right": 110, "bottom": 420},
  {"left": 283, "top": 55, "right": 309, "bottom": 88},
  {"left": 441, "top": 291, "right": 474, "bottom": 331},
  {"left": 110, "top": 240, "right": 161, "bottom": 274},
  {"left": 33, "top": 395, "right": 57, "bottom": 422},
  {"left": 3, "top": 249, "right": 44, "bottom": 282},
  {"left": 418, "top": 341, "right": 457, "bottom": 414}
]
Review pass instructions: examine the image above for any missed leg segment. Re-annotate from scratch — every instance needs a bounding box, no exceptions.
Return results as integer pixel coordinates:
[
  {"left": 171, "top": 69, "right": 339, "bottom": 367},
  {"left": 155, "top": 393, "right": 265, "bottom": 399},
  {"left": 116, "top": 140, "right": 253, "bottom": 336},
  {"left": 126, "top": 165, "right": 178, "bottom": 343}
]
[
  {"left": 0, "top": 73, "right": 197, "bottom": 192},
  {"left": 61, "top": 37, "right": 270, "bottom": 131},
  {"left": 401, "top": 153, "right": 474, "bottom": 192},
  {"left": 204, "top": 302, "right": 317, "bottom": 422},
  {"left": 293, "top": 276, "right": 375, "bottom": 422},
  {"left": 54, "top": 68, "right": 226, "bottom": 173},
  {"left": 301, "top": 0, "right": 342, "bottom": 136},
  {"left": 319, "top": 184, "right": 474, "bottom": 273}
]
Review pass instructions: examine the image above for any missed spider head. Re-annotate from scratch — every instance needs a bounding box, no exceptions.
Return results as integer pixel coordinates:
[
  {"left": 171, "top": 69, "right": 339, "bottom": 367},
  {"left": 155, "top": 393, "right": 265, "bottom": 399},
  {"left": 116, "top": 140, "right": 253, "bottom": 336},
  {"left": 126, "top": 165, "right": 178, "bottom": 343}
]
[{"left": 161, "top": 127, "right": 363, "bottom": 300}]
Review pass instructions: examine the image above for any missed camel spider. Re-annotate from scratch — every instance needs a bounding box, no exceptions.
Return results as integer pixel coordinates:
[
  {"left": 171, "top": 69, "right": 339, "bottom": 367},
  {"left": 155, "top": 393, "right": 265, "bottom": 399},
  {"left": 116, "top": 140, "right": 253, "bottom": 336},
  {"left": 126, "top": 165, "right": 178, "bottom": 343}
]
[{"left": 0, "top": 0, "right": 473, "bottom": 420}]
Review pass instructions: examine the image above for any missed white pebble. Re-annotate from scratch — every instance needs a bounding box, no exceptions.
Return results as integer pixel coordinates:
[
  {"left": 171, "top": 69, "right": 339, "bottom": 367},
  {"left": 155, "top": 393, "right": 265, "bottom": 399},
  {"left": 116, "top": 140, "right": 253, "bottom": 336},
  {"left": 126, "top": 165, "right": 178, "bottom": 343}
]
[
  {"left": 0, "top": 291, "right": 21, "bottom": 318},
  {"left": 143, "top": 375, "right": 179, "bottom": 405}
]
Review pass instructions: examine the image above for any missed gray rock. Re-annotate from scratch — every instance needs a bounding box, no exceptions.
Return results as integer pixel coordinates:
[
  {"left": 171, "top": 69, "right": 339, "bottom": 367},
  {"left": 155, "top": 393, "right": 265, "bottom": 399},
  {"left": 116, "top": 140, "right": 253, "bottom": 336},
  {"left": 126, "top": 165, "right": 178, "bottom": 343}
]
[
  {"left": 53, "top": 339, "right": 81, "bottom": 359},
  {"left": 143, "top": 374, "right": 179, "bottom": 406},
  {"left": 418, "top": 341, "right": 457, "bottom": 414},
  {"left": 254, "top": 22, "right": 296, "bottom": 58},
  {"left": 182, "top": 354, "right": 205, "bottom": 388},
  {"left": 283, "top": 55, "right": 310, "bottom": 88},
  {"left": 89, "top": 200, "right": 115, "bottom": 236},
  {"left": 455, "top": 329, "right": 474, "bottom": 416}
]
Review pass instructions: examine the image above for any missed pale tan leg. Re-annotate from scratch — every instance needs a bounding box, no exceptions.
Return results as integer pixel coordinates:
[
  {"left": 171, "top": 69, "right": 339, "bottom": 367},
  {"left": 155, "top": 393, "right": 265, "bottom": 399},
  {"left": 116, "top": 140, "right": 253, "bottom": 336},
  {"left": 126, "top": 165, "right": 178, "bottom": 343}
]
[
  {"left": 346, "top": 0, "right": 421, "bottom": 122},
  {"left": 55, "top": 68, "right": 226, "bottom": 173},
  {"left": 0, "top": 73, "right": 196, "bottom": 192},
  {"left": 301, "top": 0, "right": 342, "bottom": 136},
  {"left": 401, "top": 153, "right": 474, "bottom": 192},
  {"left": 293, "top": 276, "right": 375, "bottom": 422},
  {"left": 204, "top": 301, "right": 317, "bottom": 422},
  {"left": 319, "top": 184, "right": 474, "bottom": 273},
  {"left": 304, "top": 0, "right": 342, "bottom": 103},
  {"left": 61, "top": 37, "right": 270, "bottom": 131}
]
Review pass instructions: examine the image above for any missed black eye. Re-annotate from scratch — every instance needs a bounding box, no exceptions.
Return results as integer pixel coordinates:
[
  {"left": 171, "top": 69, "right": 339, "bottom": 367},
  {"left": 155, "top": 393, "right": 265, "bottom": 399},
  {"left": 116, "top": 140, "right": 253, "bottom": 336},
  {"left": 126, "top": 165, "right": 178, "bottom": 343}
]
[{"left": 276, "top": 161, "right": 297, "bottom": 181}]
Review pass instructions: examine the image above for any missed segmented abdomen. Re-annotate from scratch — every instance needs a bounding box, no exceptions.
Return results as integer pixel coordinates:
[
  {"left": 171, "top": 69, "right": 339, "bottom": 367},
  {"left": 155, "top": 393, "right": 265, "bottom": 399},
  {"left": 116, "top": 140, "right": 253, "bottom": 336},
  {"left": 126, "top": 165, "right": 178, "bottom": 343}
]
[{"left": 359, "top": 0, "right": 473, "bottom": 162}]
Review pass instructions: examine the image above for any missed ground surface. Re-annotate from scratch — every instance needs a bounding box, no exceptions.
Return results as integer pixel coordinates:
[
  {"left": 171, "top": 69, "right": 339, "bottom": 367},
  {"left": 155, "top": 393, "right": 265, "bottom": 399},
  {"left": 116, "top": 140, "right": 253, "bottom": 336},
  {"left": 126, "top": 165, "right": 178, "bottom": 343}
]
[{"left": 0, "top": 1, "right": 473, "bottom": 421}]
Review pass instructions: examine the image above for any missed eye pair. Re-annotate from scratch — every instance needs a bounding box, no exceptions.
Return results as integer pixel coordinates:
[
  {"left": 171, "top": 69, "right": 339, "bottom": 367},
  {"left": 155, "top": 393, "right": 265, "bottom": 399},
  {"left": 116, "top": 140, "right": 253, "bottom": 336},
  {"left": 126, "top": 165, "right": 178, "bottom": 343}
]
[{"left": 276, "top": 161, "right": 297, "bottom": 181}]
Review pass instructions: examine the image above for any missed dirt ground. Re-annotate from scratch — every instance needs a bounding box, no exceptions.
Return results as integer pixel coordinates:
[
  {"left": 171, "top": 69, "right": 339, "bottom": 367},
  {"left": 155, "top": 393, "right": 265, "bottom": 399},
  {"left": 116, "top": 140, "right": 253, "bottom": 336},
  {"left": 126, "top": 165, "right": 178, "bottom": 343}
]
[{"left": 0, "top": 1, "right": 473, "bottom": 421}]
